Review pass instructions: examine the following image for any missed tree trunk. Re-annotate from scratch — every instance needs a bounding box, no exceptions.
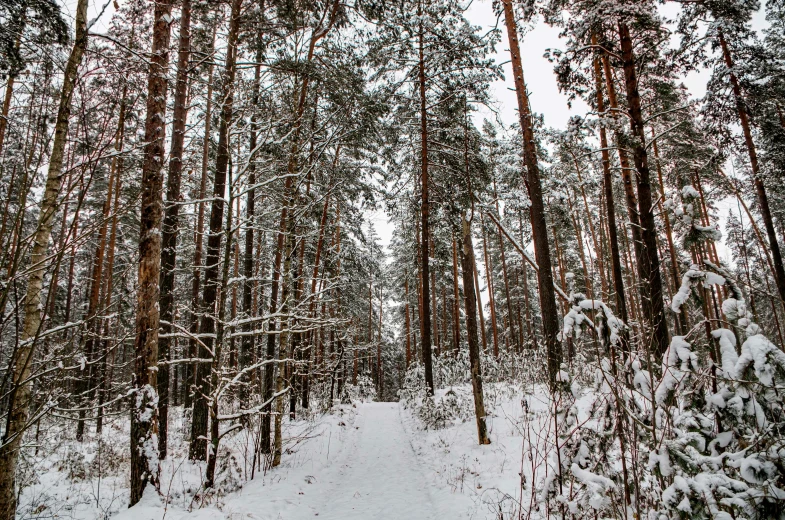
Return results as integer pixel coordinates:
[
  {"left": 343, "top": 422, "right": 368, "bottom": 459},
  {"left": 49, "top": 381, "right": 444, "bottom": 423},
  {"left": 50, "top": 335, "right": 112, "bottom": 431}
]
[
  {"left": 405, "top": 278, "right": 412, "bottom": 367},
  {"left": 76, "top": 118, "right": 117, "bottom": 441},
  {"left": 460, "top": 215, "right": 490, "bottom": 445},
  {"left": 261, "top": 189, "right": 290, "bottom": 455},
  {"left": 719, "top": 31, "right": 785, "bottom": 312},
  {"left": 501, "top": 0, "right": 562, "bottom": 386},
  {"left": 241, "top": 54, "right": 263, "bottom": 409},
  {"left": 0, "top": 75, "right": 14, "bottom": 157},
  {"left": 473, "top": 255, "right": 488, "bottom": 353},
  {"left": 186, "top": 31, "right": 215, "bottom": 409},
  {"left": 274, "top": 209, "right": 296, "bottom": 468},
  {"left": 617, "top": 22, "right": 670, "bottom": 357},
  {"left": 158, "top": 0, "right": 191, "bottom": 459},
  {"left": 263, "top": 0, "right": 339, "bottom": 447},
  {"left": 377, "top": 284, "right": 384, "bottom": 398},
  {"left": 190, "top": 0, "right": 242, "bottom": 461},
  {"left": 517, "top": 210, "right": 537, "bottom": 349},
  {"left": 418, "top": 0, "right": 434, "bottom": 393},
  {"left": 96, "top": 98, "right": 127, "bottom": 434},
  {"left": 0, "top": 0, "right": 89, "bottom": 516},
  {"left": 204, "top": 174, "right": 236, "bottom": 488},
  {"left": 430, "top": 261, "right": 439, "bottom": 356},
  {"left": 303, "top": 182, "right": 334, "bottom": 407},
  {"left": 481, "top": 216, "right": 500, "bottom": 357},
  {"left": 130, "top": 0, "right": 173, "bottom": 505},
  {"left": 592, "top": 42, "right": 630, "bottom": 338},
  {"left": 570, "top": 152, "right": 605, "bottom": 297},
  {"left": 651, "top": 130, "right": 686, "bottom": 334},
  {"left": 451, "top": 234, "right": 461, "bottom": 354},
  {"left": 601, "top": 52, "right": 646, "bottom": 330}
]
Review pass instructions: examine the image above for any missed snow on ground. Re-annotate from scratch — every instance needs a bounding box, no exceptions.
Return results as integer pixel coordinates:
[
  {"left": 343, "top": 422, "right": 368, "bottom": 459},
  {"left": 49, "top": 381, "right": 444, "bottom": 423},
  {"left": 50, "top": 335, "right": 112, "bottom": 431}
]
[
  {"left": 400, "top": 383, "right": 555, "bottom": 519},
  {"left": 19, "top": 385, "right": 562, "bottom": 519}
]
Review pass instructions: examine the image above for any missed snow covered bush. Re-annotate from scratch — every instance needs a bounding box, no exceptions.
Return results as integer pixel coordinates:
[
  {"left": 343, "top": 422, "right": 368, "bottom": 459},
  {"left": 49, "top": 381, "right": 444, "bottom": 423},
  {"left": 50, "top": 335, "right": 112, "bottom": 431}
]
[
  {"left": 341, "top": 375, "right": 378, "bottom": 403},
  {"left": 399, "top": 361, "right": 481, "bottom": 429},
  {"left": 538, "top": 283, "right": 636, "bottom": 518},
  {"left": 653, "top": 267, "right": 785, "bottom": 519}
]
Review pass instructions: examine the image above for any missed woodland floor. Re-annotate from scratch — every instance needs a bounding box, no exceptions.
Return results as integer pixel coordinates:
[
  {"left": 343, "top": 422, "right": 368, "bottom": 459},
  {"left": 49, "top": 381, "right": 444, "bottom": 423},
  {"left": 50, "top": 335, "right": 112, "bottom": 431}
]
[
  {"left": 24, "top": 384, "right": 541, "bottom": 519},
  {"left": 229, "top": 402, "right": 445, "bottom": 519}
]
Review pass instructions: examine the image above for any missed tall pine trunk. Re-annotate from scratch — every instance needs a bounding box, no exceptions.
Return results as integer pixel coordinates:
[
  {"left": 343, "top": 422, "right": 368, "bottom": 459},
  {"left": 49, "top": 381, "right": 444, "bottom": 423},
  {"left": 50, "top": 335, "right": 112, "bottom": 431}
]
[
  {"left": 617, "top": 22, "right": 670, "bottom": 357},
  {"left": 592, "top": 40, "right": 629, "bottom": 331},
  {"left": 158, "top": 0, "right": 191, "bottom": 459},
  {"left": 418, "top": 0, "right": 434, "bottom": 393},
  {"left": 186, "top": 31, "right": 215, "bottom": 408},
  {"left": 460, "top": 215, "right": 490, "bottom": 445},
  {"left": 241, "top": 54, "right": 262, "bottom": 410},
  {"left": 130, "top": 0, "right": 174, "bottom": 504},
  {"left": 501, "top": 0, "right": 562, "bottom": 386},
  {"left": 190, "top": 0, "right": 242, "bottom": 461},
  {"left": 719, "top": 32, "right": 785, "bottom": 312}
]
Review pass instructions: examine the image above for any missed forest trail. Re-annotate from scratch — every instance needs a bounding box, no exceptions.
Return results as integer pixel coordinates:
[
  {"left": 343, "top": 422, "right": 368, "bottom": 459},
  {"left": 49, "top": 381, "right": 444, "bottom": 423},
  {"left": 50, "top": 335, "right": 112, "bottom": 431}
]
[
  {"left": 230, "top": 402, "right": 442, "bottom": 520},
  {"left": 303, "top": 402, "right": 438, "bottom": 519}
]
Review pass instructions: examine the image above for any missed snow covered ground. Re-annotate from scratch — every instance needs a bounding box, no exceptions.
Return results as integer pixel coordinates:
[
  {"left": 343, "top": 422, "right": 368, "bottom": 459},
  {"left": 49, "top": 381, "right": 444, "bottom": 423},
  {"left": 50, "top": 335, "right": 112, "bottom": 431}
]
[{"left": 19, "top": 384, "right": 555, "bottom": 519}]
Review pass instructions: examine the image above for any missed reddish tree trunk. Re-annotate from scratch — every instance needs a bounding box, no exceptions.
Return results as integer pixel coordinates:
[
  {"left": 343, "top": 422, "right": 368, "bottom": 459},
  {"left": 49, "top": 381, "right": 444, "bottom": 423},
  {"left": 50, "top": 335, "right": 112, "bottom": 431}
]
[
  {"left": 130, "top": 0, "right": 173, "bottom": 504},
  {"left": 617, "top": 22, "right": 670, "bottom": 357},
  {"left": 417, "top": 0, "right": 434, "bottom": 393},
  {"left": 719, "top": 32, "right": 785, "bottom": 312},
  {"left": 501, "top": 0, "right": 562, "bottom": 385}
]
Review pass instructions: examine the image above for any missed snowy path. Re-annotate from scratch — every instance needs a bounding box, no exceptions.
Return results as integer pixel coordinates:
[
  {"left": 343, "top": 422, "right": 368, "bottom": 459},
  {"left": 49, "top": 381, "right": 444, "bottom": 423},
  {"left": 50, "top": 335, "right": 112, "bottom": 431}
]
[
  {"left": 303, "top": 402, "right": 438, "bottom": 519},
  {"left": 224, "top": 402, "right": 444, "bottom": 520}
]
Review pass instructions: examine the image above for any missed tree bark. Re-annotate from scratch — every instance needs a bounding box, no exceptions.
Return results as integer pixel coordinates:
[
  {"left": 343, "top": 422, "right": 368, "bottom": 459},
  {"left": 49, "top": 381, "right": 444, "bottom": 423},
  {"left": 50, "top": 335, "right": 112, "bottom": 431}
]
[
  {"left": 405, "top": 278, "right": 412, "bottom": 367},
  {"left": 480, "top": 215, "right": 500, "bottom": 357},
  {"left": 261, "top": 188, "right": 290, "bottom": 455},
  {"left": 417, "top": 0, "right": 434, "bottom": 393},
  {"left": 0, "top": 75, "right": 14, "bottom": 157},
  {"left": 76, "top": 119, "right": 117, "bottom": 441},
  {"left": 473, "top": 255, "right": 488, "bottom": 352},
  {"left": 497, "top": 221, "right": 517, "bottom": 349},
  {"left": 501, "top": 0, "right": 562, "bottom": 386},
  {"left": 460, "top": 215, "right": 490, "bottom": 445},
  {"left": 186, "top": 30, "right": 215, "bottom": 409},
  {"left": 204, "top": 172, "right": 236, "bottom": 488},
  {"left": 0, "top": 0, "right": 89, "bottom": 516},
  {"left": 617, "top": 22, "right": 670, "bottom": 357},
  {"left": 451, "top": 234, "right": 461, "bottom": 354},
  {"left": 592, "top": 42, "right": 630, "bottom": 341},
  {"left": 303, "top": 181, "right": 334, "bottom": 407},
  {"left": 96, "top": 97, "right": 127, "bottom": 434},
  {"left": 158, "top": 0, "right": 191, "bottom": 459},
  {"left": 130, "top": 0, "right": 173, "bottom": 505},
  {"left": 651, "top": 130, "right": 686, "bottom": 334},
  {"left": 719, "top": 31, "right": 785, "bottom": 312},
  {"left": 600, "top": 52, "right": 646, "bottom": 329},
  {"left": 241, "top": 53, "right": 262, "bottom": 410},
  {"left": 190, "top": 0, "right": 242, "bottom": 461}
]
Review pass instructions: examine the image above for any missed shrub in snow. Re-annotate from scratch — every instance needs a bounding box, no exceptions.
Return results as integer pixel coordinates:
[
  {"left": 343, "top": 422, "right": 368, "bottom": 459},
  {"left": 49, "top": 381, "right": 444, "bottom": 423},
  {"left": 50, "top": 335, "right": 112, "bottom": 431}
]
[
  {"left": 211, "top": 443, "right": 244, "bottom": 497},
  {"left": 399, "top": 362, "right": 477, "bottom": 429},
  {"left": 399, "top": 362, "right": 429, "bottom": 407},
  {"left": 539, "top": 284, "right": 634, "bottom": 517},
  {"left": 341, "top": 375, "right": 377, "bottom": 403},
  {"left": 538, "top": 363, "right": 629, "bottom": 517},
  {"left": 57, "top": 447, "right": 89, "bottom": 481},
  {"left": 654, "top": 267, "right": 785, "bottom": 519}
]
